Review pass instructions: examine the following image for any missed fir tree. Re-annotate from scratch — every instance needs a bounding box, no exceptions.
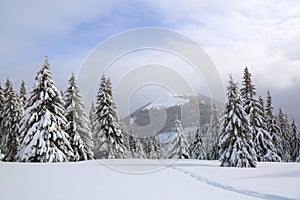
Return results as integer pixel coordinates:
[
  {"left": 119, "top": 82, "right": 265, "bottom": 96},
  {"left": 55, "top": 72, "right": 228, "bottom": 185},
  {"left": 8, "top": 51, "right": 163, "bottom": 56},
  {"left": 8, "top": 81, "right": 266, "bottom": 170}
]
[
  {"left": 277, "top": 109, "right": 291, "bottom": 161},
  {"left": 190, "top": 127, "right": 205, "bottom": 159},
  {"left": 64, "top": 74, "right": 94, "bottom": 161},
  {"left": 0, "top": 82, "right": 4, "bottom": 152},
  {"left": 146, "top": 135, "right": 162, "bottom": 159},
  {"left": 240, "top": 68, "right": 280, "bottom": 162},
  {"left": 94, "top": 75, "right": 128, "bottom": 159},
  {"left": 16, "top": 58, "right": 74, "bottom": 162},
  {"left": 219, "top": 75, "right": 256, "bottom": 168},
  {"left": 206, "top": 104, "right": 221, "bottom": 160},
  {"left": 89, "top": 102, "right": 97, "bottom": 138},
  {"left": 240, "top": 67, "right": 256, "bottom": 116},
  {"left": 168, "top": 119, "right": 190, "bottom": 159},
  {"left": 0, "top": 149, "right": 4, "bottom": 160},
  {"left": 134, "top": 137, "right": 146, "bottom": 159},
  {"left": 290, "top": 119, "right": 300, "bottom": 162},
  {"left": 129, "top": 131, "right": 137, "bottom": 158},
  {"left": 0, "top": 79, "right": 23, "bottom": 161},
  {"left": 253, "top": 96, "right": 281, "bottom": 162},
  {"left": 266, "top": 91, "right": 284, "bottom": 159},
  {"left": 19, "top": 80, "right": 27, "bottom": 108},
  {"left": 129, "top": 131, "right": 146, "bottom": 159}
]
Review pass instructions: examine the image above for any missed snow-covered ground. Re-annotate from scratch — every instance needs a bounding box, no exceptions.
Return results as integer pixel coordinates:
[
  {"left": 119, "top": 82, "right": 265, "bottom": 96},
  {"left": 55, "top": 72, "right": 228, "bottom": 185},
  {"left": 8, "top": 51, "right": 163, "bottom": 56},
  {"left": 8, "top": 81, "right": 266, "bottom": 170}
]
[{"left": 0, "top": 160, "right": 299, "bottom": 200}]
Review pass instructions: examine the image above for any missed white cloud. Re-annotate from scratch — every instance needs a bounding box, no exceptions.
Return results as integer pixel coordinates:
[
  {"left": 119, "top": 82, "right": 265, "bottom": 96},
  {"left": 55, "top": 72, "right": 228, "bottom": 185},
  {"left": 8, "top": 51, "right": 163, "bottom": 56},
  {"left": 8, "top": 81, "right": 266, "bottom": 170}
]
[{"left": 144, "top": 0, "right": 300, "bottom": 90}]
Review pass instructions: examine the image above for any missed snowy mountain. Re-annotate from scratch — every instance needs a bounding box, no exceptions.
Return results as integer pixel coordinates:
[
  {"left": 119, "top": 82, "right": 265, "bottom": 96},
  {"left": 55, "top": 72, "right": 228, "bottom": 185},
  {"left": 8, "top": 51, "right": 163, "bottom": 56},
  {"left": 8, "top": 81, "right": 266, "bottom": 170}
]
[
  {"left": 124, "top": 93, "right": 223, "bottom": 142},
  {"left": 1, "top": 160, "right": 299, "bottom": 200}
]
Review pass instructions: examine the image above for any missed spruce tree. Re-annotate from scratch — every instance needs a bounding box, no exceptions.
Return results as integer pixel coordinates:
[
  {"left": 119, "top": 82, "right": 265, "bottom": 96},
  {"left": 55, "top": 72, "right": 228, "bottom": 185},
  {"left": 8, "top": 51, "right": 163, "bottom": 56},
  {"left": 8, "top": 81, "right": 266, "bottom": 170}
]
[
  {"left": 89, "top": 103, "right": 97, "bottom": 137},
  {"left": 219, "top": 75, "right": 256, "bottom": 168},
  {"left": 129, "top": 132, "right": 137, "bottom": 158},
  {"left": 129, "top": 131, "right": 146, "bottom": 159},
  {"left": 0, "top": 79, "right": 23, "bottom": 161},
  {"left": 64, "top": 74, "right": 94, "bottom": 161},
  {"left": 0, "top": 149, "right": 4, "bottom": 160},
  {"left": 206, "top": 104, "right": 221, "bottom": 160},
  {"left": 168, "top": 119, "right": 190, "bottom": 159},
  {"left": 134, "top": 137, "right": 146, "bottom": 159},
  {"left": 190, "top": 127, "right": 206, "bottom": 159},
  {"left": 290, "top": 119, "right": 300, "bottom": 162},
  {"left": 0, "top": 82, "right": 4, "bottom": 152},
  {"left": 240, "top": 68, "right": 279, "bottom": 161},
  {"left": 16, "top": 58, "right": 74, "bottom": 162},
  {"left": 266, "top": 91, "right": 284, "bottom": 159},
  {"left": 277, "top": 109, "right": 291, "bottom": 161},
  {"left": 254, "top": 96, "right": 281, "bottom": 162},
  {"left": 19, "top": 80, "right": 27, "bottom": 108},
  {"left": 94, "top": 75, "right": 128, "bottom": 159},
  {"left": 240, "top": 67, "right": 256, "bottom": 117}
]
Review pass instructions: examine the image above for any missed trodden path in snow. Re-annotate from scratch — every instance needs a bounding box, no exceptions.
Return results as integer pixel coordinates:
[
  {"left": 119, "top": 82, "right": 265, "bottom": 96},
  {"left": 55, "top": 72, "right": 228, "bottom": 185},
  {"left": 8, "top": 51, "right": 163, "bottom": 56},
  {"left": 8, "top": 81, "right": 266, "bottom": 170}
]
[
  {"left": 167, "top": 164, "right": 295, "bottom": 200},
  {"left": 0, "top": 160, "right": 299, "bottom": 200},
  {"left": 161, "top": 160, "right": 300, "bottom": 200}
]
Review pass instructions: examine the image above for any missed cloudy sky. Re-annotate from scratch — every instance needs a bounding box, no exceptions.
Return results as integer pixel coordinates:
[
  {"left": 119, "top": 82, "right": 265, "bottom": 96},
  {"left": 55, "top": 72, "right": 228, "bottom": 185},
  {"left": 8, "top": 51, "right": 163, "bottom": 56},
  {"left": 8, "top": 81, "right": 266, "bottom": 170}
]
[{"left": 0, "top": 0, "right": 300, "bottom": 123}]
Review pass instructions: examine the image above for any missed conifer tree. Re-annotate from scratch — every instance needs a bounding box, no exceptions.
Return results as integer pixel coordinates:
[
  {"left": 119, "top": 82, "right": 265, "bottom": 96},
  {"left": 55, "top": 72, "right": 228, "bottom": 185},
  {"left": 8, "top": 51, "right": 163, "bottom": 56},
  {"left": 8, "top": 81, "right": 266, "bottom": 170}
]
[
  {"left": 190, "top": 127, "right": 206, "bottom": 159},
  {"left": 0, "top": 82, "right": 4, "bottom": 152},
  {"left": 253, "top": 96, "right": 281, "bottom": 162},
  {"left": 290, "top": 119, "right": 300, "bottom": 162},
  {"left": 0, "top": 149, "right": 4, "bottom": 160},
  {"left": 240, "top": 67, "right": 256, "bottom": 117},
  {"left": 277, "top": 109, "right": 291, "bottom": 161},
  {"left": 16, "top": 58, "right": 74, "bottom": 162},
  {"left": 64, "top": 74, "right": 94, "bottom": 161},
  {"left": 134, "top": 137, "right": 146, "bottom": 159},
  {"left": 206, "top": 104, "right": 221, "bottom": 160},
  {"left": 266, "top": 91, "right": 284, "bottom": 159},
  {"left": 129, "top": 131, "right": 146, "bottom": 159},
  {"left": 19, "top": 80, "right": 27, "bottom": 108},
  {"left": 89, "top": 102, "right": 97, "bottom": 137},
  {"left": 219, "top": 75, "right": 256, "bottom": 168},
  {"left": 0, "top": 79, "right": 23, "bottom": 161},
  {"left": 168, "top": 119, "right": 190, "bottom": 159},
  {"left": 240, "top": 68, "right": 279, "bottom": 161},
  {"left": 129, "top": 132, "right": 137, "bottom": 158},
  {"left": 94, "top": 75, "right": 128, "bottom": 159}
]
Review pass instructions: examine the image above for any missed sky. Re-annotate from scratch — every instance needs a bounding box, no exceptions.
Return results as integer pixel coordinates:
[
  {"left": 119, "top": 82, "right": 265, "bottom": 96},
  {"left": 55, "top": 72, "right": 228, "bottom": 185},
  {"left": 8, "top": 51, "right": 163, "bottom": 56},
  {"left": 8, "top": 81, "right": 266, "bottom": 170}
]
[{"left": 0, "top": 0, "right": 299, "bottom": 124}]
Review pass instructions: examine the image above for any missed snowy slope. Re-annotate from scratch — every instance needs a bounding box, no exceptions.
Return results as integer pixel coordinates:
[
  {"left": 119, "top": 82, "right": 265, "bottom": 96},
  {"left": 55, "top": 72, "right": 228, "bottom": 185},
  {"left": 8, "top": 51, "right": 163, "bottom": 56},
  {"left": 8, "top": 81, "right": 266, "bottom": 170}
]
[
  {"left": 0, "top": 160, "right": 299, "bottom": 200},
  {"left": 144, "top": 93, "right": 190, "bottom": 110}
]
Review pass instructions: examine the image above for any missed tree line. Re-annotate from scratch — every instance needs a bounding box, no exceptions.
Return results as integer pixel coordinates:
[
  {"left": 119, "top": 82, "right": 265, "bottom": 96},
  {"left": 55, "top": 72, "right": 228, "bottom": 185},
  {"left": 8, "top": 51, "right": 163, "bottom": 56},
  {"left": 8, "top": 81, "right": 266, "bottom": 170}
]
[{"left": 0, "top": 58, "right": 299, "bottom": 167}]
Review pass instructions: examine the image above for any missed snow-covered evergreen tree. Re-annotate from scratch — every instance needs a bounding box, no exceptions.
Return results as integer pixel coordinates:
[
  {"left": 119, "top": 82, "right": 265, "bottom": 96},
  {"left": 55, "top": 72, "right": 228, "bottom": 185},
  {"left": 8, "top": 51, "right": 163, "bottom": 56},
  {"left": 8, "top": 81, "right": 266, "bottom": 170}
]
[
  {"left": 146, "top": 135, "right": 162, "bottom": 159},
  {"left": 64, "top": 74, "right": 94, "bottom": 161},
  {"left": 206, "top": 104, "right": 221, "bottom": 160},
  {"left": 0, "top": 79, "right": 23, "bottom": 161},
  {"left": 253, "top": 96, "right": 281, "bottom": 162},
  {"left": 134, "top": 137, "right": 146, "bottom": 159},
  {"left": 19, "top": 80, "right": 27, "bottom": 108},
  {"left": 168, "top": 119, "right": 189, "bottom": 159},
  {"left": 94, "top": 74, "right": 128, "bottom": 159},
  {"left": 0, "top": 82, "right": 4, "bottom": 152},
  {"left": 266, "top": 91, "right": 284, "bottom": 159},
  {"left": 219, "top": 75, "right": 256, "bottom": 168},
  {"left": 89, "top": 102, "right": 97, "bottom": 137},
  {"left": 290, "top": 119, "right": 300, "bottom": 162},
  {"left": 240, "top": 67, "right": 256, "bottom": 117},
  {"left": 129, "top": 131, "right": 146, "bottom": 159},
  {"left": 0, "top": 149, "right": 4, "bottom": 161},
  {"left": 240, "top": 68, "right": 280, "bottom": 162},
  {"left": 16, "top": 58, "right": 74, "bottom": 162},
  {"left": 129, "top": 131, "right": 137, "bottom": 158},
  {"left": 277, "top": 109, "right": 291, "bottom": 161},
  {"left": 190, "top": 127, "right": 205, "bottom": 159}
]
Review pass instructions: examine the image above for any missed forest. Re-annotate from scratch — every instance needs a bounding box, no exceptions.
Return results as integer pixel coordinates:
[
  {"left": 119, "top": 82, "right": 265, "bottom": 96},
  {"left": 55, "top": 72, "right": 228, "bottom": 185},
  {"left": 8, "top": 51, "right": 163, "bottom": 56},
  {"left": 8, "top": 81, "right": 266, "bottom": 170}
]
[{"left": 0, "top": 57, "right": 299, "bottom": 168}]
